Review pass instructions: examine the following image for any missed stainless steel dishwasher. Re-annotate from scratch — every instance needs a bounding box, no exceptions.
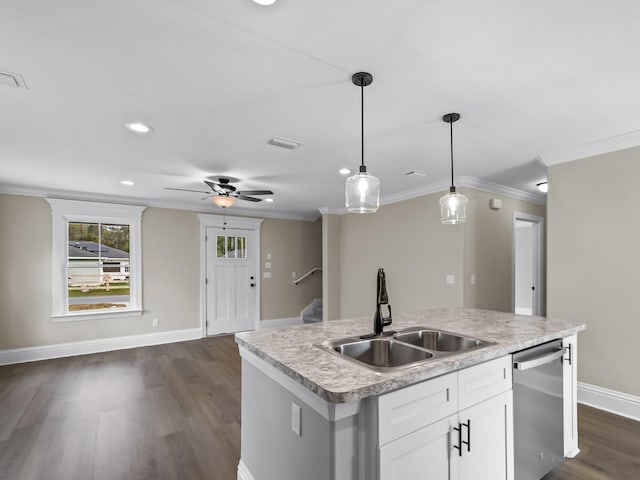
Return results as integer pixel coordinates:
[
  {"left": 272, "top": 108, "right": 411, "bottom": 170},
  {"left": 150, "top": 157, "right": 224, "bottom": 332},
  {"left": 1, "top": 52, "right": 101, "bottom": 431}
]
[{"left": 513, "top": 339, "right": 567, "bottom": 480}]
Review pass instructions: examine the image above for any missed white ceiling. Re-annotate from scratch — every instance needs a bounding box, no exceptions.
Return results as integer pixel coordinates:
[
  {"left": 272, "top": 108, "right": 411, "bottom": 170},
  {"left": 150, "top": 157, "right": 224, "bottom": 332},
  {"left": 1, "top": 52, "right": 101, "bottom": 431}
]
[{"left": 2, "top": 0, "right": 639, "bottom": 220}]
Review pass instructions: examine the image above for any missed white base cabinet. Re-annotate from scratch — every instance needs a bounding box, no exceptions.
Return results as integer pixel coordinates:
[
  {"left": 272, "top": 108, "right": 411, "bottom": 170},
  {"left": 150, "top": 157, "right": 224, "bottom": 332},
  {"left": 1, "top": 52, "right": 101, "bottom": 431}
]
[{"left": 378, "top": 356, "right": 514, "bottom": 480}]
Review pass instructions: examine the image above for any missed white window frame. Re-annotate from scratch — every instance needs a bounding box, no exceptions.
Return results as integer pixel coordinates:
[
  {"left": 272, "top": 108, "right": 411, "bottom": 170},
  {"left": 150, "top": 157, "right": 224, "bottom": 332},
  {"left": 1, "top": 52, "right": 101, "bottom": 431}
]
[{"left": 46, "top": 198, "right": 146, "bottom": 322}]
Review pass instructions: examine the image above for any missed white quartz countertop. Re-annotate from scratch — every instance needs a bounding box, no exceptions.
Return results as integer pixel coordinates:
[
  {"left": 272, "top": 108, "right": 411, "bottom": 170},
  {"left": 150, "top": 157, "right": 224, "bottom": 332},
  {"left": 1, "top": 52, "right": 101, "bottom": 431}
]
[{"left": 235, "top": 308, "right": 586, "bottom": 403}]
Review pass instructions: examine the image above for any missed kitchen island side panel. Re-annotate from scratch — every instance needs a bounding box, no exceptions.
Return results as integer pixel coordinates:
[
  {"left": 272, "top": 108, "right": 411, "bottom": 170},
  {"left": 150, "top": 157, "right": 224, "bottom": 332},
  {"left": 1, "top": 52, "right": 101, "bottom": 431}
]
[{"left": 240, "top": 359, "right": 358, "bottom": 480}]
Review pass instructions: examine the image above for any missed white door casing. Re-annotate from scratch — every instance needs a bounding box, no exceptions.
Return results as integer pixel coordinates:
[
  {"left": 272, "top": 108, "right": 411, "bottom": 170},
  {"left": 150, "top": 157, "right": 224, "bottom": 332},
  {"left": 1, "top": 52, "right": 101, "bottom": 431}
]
[
  {"left": 198, "top": 215, "right": 263, "bottom": 336},
  {"left": 512, "top": 212, "right": 544, "bottom": 316}
]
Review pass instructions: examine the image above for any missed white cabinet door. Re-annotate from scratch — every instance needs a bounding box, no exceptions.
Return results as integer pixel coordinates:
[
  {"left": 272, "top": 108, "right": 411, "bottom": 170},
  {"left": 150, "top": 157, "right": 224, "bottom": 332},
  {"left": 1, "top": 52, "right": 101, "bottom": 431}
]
[
  {"left": 458, "top": 390, "right": 514, "bottom": 480},
  {"left": 562, "top": 334, "right": 579, "bottom": 457},
  {"left": 379, "top": 415, "right": 459, "bottom": 480}
]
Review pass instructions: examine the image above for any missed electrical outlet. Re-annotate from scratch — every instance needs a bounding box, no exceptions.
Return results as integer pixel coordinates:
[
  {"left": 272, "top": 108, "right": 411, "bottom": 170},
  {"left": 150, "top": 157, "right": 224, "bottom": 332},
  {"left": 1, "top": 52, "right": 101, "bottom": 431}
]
[
  {"left": 291, "top": 402, "right": 301, "bottom": 436},
  {"left": 265, "top": 262, "right": 271, "bottom": 269},
  {"left": 471, "top": 274, "right": 476, "bottom": 285},
  {"left": 152, "top": 318, "right": 159, "bottom": 327}
]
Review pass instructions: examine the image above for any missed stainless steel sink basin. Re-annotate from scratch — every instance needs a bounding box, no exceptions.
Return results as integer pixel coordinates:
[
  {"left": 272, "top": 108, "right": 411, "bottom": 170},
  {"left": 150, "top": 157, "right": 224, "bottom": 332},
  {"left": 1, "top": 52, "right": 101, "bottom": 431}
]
[
  {"left": 393, "top": 328, "right": 493, "bottom": 352},
  {"left": 316, "top": 327, "right": 494, "bottom": 372},
  {"left": 319, "top": 337, "right": 433, "bottom": 372}
]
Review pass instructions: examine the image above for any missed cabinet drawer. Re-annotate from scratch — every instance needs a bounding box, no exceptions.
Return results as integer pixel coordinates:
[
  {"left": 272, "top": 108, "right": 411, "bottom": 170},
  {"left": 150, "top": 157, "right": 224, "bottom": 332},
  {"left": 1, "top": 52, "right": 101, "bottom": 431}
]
[
  {"left": 378, "top": 372, "right": 458, "bottom": 445},
  {"left": 458, "top": 356, "right": 512, "bottom": 410}
]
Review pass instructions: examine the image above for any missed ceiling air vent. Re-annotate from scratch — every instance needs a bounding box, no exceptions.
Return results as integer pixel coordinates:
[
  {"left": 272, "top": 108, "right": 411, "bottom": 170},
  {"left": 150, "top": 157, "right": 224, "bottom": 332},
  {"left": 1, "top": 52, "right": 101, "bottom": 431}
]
[
  {"left": 0, "top": 71, "right": 28, "bottom": 90},
  {"left": 405, "top": 170, "right": 430, "bottom": 177},
  {"left": 268, "top": 137, "right": 303, "bottom": 150}
]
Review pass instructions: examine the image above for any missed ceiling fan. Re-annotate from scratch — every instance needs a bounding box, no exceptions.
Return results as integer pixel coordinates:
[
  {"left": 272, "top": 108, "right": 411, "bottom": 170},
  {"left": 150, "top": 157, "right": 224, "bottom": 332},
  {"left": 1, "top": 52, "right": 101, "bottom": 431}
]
[{"left": 165, "top": 176, "right": 274, "bottom": 207}]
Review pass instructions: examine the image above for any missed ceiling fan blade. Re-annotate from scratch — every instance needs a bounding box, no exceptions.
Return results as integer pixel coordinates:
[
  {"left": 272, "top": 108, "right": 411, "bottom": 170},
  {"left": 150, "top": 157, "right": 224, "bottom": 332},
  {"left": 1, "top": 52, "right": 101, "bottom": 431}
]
[
  {"left": 204, "top": 180, "right": 226, "bottom": 194},
  {"left": 237, "top": 190, "right": 273, "bottom": 196},
  {"left": 165, "top": 187, "right": 210, "bottom": 194},
  {"left": 237, "top": 195, "right": 262, "bottom": 203},
  {"left": 200, "top": 194, "right": 215, "bottom": 200}
]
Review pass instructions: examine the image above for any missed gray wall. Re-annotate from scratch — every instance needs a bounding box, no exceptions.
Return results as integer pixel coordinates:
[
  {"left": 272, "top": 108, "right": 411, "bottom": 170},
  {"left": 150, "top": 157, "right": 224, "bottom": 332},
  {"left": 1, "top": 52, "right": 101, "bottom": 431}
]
[
  {"left": 0, "top": 194, "right": 322, "bottom": 350},
  {"left": 548, "top": 146, "right": 640, "bottom": 397},
  {"left": 0, "top": 195, "right": 201, "bottom": 350},
  {"left": 260, "top": 218, "right": 322, "bottom": 321},
  {"left": 323, "top": 187, "right": 546, "bottom": 320}
]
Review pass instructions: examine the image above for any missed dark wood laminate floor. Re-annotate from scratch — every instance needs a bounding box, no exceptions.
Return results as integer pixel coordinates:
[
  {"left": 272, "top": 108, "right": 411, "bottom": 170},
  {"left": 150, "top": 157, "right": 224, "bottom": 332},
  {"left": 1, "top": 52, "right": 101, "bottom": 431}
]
[
  {"left": 1, "top": 336, "right": 639, "bottom": 479},
  {"left": 546, "top": 404, "right": 640, "bottom": 480},
  {"left": 0, "top": 336, "right": 240, "bottom": 480}
]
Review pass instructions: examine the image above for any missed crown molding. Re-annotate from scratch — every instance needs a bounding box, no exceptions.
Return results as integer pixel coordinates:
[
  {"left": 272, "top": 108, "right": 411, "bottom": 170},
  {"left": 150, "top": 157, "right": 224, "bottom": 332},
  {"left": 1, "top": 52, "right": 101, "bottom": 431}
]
[
  {"left": 540, "top": 129, "right": 640, "bottom": 166},
  {"left": 0, "top": 184, "right": 320, "bottom": 222},
  {"left": 457, "top": 177, "right": 547, "bottom": 206}
]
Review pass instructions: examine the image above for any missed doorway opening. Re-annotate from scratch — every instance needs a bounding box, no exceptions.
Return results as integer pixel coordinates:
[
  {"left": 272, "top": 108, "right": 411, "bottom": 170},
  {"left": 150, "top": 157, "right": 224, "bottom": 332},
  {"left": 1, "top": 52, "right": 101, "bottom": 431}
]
[{"left": 513, "top": 212, "right": 544, "bottom": 316}]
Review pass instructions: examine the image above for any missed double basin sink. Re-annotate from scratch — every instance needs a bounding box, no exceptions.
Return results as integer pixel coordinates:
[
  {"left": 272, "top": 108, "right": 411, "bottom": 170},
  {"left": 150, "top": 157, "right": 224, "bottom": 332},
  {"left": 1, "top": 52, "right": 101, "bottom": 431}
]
[{"left": 316, "top": 327, "right": 494, "bottom": 373}]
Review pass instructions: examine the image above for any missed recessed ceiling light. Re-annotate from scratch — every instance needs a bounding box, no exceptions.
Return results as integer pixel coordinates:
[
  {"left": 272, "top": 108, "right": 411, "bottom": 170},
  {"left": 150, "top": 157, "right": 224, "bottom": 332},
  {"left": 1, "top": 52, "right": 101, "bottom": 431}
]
[
  {"left": 120, "top": 180, "right": 135, "bottom": 186},
  {"left": 339, "top": 168, "right": 351, "bottom": 175},
  {"left": 537, "top": 181, "right": 548, "bottom": 193},
  {"left": 124, "top": 122, "right": 152, "bottom": 134},
  {"left": 264, "top": 198, "right": 274, "bottom": 203},
  {"left": 253, "top": 0, "right": 276, "bottom": 5}
]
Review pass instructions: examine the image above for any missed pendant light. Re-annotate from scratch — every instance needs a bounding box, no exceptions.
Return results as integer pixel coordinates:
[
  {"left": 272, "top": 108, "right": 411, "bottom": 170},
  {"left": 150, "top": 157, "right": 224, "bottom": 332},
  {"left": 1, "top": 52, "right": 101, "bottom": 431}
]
[
  {"left": 439, "top": 113, "right": 468, "bottom": 224},
  {"left": 345, "top": 72, "right": 380, "bottom": 213}
]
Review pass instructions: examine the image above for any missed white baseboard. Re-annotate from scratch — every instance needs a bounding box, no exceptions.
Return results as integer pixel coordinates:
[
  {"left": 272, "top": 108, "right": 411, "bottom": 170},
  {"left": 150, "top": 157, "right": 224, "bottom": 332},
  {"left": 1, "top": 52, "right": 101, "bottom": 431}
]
[
  {"left": 237, "top": 460, "right": 255, "bottom": 480},
  {"left": 578, "top": 382, "right": 640, "bottom": 422},
  {"left": 259, "top": 317, "right": 301, "bottom": 329},
  {"left": 0, "top": 328, "right": 202, "bottom": 366}
]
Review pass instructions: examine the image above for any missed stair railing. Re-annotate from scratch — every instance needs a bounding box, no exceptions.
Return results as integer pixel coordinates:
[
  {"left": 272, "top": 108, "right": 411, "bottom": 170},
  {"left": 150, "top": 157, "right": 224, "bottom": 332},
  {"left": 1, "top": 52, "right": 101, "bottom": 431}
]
[{"left": 293, "top": 267, "right": 322, "bottom": 285}]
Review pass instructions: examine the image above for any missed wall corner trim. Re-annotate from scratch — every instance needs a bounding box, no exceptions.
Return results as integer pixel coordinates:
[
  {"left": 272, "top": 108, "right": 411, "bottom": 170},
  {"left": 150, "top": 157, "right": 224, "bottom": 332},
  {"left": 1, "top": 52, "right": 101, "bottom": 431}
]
[
  {"left": 237, "top": 460, "right": 255, "bottom": 480},
  {"left": 0, "top": 328, "right": 201, "bottom": 366},
  {"left": 578, "top": 382, "right": 640, "bottom": 422}
]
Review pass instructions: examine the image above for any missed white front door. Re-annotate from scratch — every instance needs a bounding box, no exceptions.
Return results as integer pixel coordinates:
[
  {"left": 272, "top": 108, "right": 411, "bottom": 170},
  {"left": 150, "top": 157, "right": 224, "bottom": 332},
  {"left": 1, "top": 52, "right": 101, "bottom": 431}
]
[{"left": 206, "top": 227, "right": 257, "bottom": 335}]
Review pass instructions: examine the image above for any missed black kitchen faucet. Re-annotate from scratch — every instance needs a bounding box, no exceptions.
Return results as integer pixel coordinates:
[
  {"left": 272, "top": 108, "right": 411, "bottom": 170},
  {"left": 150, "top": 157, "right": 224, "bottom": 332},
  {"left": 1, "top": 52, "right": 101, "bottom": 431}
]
[{"left": 373, "top": 267, "right": 393, "bottom": 336}]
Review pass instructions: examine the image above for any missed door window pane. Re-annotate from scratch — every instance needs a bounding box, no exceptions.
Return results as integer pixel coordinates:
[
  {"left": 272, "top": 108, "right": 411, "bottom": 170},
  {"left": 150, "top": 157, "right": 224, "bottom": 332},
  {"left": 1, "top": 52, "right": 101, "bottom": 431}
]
[{"left": 216, "top": 235, "right": 247, "bottom": 259}]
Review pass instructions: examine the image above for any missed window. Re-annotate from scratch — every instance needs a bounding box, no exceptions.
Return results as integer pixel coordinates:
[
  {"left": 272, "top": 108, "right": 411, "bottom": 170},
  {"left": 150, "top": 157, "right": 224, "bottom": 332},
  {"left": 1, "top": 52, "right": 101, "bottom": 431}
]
[
  {"left": 216, "top": 235, "right": 247, "bottom": 258},
  {"left": 46, "top": 199, "right": 146, "bottom": 321}
]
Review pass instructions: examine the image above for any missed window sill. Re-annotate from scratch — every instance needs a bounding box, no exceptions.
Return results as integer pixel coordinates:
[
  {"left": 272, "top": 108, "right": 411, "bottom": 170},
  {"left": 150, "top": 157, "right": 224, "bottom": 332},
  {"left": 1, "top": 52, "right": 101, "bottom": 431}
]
[{"left": 52, "top": 308, "right": 143, "bottom": 323}]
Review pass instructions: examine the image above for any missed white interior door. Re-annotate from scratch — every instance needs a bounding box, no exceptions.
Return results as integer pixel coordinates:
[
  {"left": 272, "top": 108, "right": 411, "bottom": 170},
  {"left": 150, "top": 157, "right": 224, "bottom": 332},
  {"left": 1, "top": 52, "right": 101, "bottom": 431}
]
[
  {"left": 206, "top": 227, "right": 256, "bottom": 335},
  {"left": 513, "top": 213, "right": 544, "bottom": 316}
]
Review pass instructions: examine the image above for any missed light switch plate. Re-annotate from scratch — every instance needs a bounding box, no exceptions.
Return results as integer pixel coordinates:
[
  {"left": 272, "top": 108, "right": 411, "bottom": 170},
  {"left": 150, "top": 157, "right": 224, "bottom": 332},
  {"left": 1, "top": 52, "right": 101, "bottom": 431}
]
[
  {"left": 265, "top": 262, "right": 271, "bottom": 269},
  {"left": 446, "top": 274, "right": 455, "bottom": 285},
  {"left": 263, "top": 272, "right": 272, "bottom": 279}
]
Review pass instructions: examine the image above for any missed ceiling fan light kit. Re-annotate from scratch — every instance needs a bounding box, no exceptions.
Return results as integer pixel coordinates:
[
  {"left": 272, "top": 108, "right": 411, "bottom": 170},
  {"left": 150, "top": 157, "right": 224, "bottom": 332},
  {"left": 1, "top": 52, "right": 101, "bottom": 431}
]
[
  {"left": 212, "top": 196, "right": 236, "bottom": 208},
  {"left": 439, "top": 112, "right": 468, "bottom": 225},
  {"left": 345, "top": 72, "right": 380, "bottom": 214}
]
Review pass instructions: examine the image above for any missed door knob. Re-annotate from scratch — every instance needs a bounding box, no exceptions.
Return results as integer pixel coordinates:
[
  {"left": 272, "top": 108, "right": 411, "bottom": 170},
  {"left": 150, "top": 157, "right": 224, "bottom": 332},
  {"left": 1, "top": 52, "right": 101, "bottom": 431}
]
[{"left": 250, "top": 283, "right": 256, "bottom": 287}]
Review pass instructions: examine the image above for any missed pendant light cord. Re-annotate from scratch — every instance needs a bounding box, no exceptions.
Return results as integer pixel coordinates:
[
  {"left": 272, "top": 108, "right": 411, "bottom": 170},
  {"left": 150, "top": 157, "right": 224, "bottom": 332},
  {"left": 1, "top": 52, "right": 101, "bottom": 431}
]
[
  {"left": 449, "top": 119, "right": 454, "bottom": 188},
  {"left": 361, "top": 83, "right": 365, "bottom": 170}
]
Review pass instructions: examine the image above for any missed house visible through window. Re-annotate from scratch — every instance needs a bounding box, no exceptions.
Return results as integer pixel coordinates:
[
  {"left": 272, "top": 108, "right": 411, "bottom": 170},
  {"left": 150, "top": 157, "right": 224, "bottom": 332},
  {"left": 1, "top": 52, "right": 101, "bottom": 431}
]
[
  {"left": 46, "top": 199, "right": 145, "bottom": 321},
  {"left": 68, "top": 222, "right": 131, "bottom": 312}
]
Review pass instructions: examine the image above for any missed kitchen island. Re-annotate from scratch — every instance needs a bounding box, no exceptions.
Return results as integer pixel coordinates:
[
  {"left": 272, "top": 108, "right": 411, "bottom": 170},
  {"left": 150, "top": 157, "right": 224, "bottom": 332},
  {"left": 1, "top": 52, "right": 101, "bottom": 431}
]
[{"left": 235, "top": 308, "right": 586, "bottom": 480}]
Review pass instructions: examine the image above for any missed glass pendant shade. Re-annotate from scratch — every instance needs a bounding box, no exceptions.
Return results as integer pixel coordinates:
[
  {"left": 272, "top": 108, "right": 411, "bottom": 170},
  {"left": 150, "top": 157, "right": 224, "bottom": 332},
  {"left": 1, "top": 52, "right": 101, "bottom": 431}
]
[
  {"left": 439, "top": 187, "right": 468, "bottom": 224},
  {"left": 346, "top": 169, "right": 380, "bottom": 213}
]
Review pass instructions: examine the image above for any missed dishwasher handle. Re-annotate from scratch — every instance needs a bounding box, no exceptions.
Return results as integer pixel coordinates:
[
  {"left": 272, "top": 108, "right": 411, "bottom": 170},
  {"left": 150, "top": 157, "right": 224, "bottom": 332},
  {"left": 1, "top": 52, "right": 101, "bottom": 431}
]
[{"left": 513, "top": 347, "right": 566, "bottom": 371}]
